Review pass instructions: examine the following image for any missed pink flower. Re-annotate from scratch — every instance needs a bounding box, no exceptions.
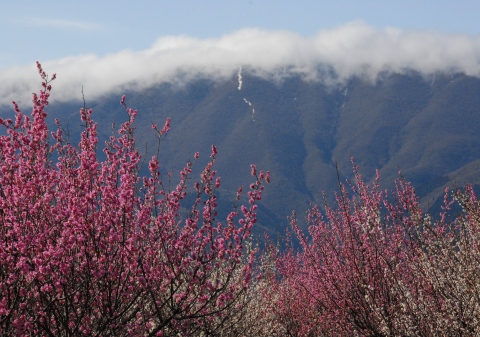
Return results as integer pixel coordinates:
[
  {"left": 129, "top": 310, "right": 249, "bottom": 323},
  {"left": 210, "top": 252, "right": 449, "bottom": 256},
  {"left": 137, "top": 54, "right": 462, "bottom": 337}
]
[
  {"left": 160, "top": 117, "right": 170, "bottom": 135},
  {"left": 211, "top": 144, "right": 218, "bottom": 158}
]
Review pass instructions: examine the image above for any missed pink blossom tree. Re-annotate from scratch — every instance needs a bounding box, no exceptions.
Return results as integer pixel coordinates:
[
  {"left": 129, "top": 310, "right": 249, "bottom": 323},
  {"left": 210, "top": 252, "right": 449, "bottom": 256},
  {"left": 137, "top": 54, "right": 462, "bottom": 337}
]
[
  {"left": 0, "top": 63, "right": 269, "bottom": 336},
  {"left": 264, "top": 162, "right": 480, "bottom": 336}
]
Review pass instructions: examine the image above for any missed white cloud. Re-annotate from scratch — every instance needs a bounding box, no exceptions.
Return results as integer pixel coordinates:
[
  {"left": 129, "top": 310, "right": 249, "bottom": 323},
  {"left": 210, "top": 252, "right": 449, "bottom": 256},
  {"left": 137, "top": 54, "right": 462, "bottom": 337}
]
[
  {"left": 2, "top": 21, "right": 480, "bottom": 107},
  {"left": 18, "top": 17, "right": 103, "bottom": 31}
]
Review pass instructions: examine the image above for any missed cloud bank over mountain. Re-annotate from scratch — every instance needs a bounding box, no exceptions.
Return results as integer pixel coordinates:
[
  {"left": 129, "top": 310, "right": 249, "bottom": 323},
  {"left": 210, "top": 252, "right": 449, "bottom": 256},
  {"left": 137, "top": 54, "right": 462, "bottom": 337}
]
[{"left": 2, "top": 21, "right": 480, "bottom": 106}]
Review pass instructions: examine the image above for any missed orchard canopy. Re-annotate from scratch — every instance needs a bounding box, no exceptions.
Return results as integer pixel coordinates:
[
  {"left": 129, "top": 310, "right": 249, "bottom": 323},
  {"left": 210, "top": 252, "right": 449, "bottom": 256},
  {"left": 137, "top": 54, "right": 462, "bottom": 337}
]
[{"left": 1, "top": 63, "right": 480, "bottom": 336}]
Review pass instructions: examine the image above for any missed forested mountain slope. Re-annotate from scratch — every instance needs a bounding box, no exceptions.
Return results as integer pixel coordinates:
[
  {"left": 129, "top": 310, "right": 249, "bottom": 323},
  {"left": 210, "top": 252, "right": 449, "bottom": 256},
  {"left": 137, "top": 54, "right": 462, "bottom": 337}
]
[{"left": 40, "top": 70, "right": 480, "bottom": 234}]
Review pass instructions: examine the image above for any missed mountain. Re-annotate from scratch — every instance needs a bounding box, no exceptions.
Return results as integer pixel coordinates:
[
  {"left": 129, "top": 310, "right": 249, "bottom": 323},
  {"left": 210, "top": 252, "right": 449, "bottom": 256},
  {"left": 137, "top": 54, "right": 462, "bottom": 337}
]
[{"left": 21, "top": 70, "right": 480, "bottom": 237}]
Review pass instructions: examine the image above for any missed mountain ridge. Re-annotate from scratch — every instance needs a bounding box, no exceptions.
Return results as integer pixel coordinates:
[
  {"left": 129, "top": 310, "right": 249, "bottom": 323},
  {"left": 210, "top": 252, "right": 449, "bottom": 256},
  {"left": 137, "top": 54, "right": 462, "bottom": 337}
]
[{"left": 4, "top": 69, "right": 480, "bottom": 235}]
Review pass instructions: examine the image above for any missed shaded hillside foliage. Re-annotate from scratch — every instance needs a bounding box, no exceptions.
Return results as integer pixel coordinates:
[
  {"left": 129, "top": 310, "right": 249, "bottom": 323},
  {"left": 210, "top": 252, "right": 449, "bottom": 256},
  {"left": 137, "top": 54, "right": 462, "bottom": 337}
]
[{"left": 31, "top": 69, "right": 480, "bottom": 235}]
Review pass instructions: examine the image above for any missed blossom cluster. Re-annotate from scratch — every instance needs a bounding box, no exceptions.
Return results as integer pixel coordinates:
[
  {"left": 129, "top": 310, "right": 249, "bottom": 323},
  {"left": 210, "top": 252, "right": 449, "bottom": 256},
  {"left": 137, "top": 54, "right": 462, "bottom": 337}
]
[
  {"left": 0, "top": 63, "right": 269, "bottom": 336},
  {"left": 2, "top": 63, "right": 480, "bottom": 336},
  {"left": 261, "top": 162, "right": 480, "bottom": 336}
]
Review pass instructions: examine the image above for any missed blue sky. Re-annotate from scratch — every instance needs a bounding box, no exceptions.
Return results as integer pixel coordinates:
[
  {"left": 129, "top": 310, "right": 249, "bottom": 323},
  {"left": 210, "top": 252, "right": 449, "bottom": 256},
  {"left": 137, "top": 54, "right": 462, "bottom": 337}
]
[
  {"left": 2, "top": 0, "right": 480, "bottom": 106},
  {"left": 2, "top": 0, "right": 479, "bottom": 68}
]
